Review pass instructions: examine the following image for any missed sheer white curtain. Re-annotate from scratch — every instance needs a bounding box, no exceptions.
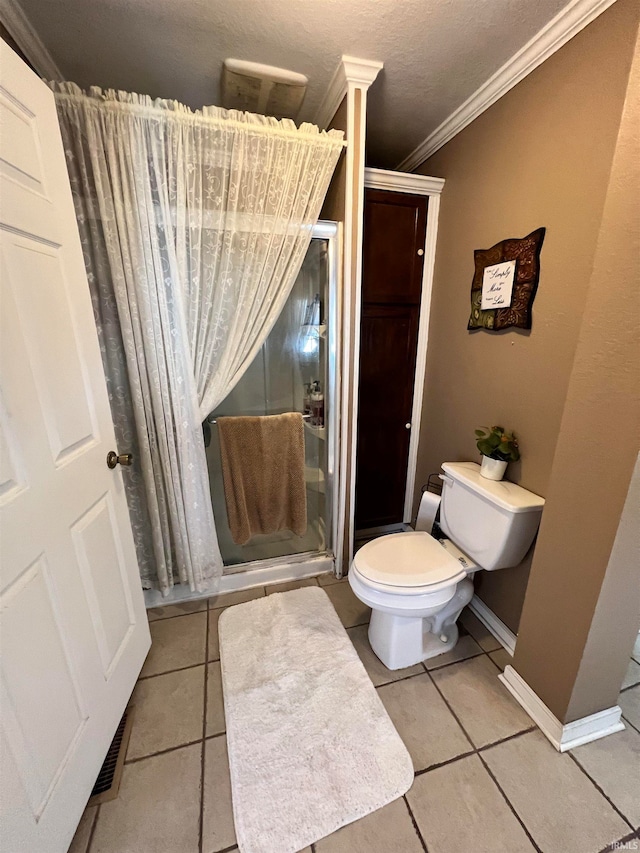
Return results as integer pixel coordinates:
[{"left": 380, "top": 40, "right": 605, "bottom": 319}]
[{"left": 54, "top": 84, "right": 343, "bottom": 595}]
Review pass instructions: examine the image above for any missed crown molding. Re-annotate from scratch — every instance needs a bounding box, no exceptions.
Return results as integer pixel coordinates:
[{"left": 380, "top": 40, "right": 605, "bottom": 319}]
[
  {"left": 364, "top": 167, "right": 444, "bottom": 196},
  {"left": 0, "top": 0, "right": 62, "bottom": 79},
  {"left": 314, "top": 55, "right": 383, "bottom": 130},
  {"left": 396, "top": 0, "right": 618, "bottom": 172}
]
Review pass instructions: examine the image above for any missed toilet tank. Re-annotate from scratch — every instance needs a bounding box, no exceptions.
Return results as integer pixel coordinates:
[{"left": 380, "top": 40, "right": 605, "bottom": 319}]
[{"left": 439, "top": 462, "right": 545, "bottom": 571}]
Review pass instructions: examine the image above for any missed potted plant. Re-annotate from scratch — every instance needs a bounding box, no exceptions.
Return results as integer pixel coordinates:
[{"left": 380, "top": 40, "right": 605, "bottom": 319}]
[{"left": 475, "top": 425, "right": 520, "bottom": 481}]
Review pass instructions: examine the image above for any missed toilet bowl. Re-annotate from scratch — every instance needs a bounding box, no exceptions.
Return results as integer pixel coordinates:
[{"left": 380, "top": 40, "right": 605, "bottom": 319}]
[
  {"left": 349, "top": 532, "right": 474, "bottom": 669},
  {"left": 349, "top": 462, "right": 545, "bottom": 670}
]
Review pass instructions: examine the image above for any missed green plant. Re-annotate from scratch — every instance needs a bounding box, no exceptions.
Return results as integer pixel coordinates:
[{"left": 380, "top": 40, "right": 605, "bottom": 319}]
[{"left": 475, "top": 425, "right": 520, "bottom": 462}]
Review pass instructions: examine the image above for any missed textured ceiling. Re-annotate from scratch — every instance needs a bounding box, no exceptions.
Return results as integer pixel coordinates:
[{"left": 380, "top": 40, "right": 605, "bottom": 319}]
[{"left": 18, "top": 0, "right": 568, "bottom": 169}]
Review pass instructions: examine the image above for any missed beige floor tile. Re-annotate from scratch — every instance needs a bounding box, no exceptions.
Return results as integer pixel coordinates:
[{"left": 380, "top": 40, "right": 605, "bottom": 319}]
[
  {"left": 348, "top": 625, "right": 423, "bottom": 686},
  {"left": 324, "top": 582, "right": 370, "bottom": 628},
  {"left": 317, "top": 572, "right": 348, "bottom": 586},
  {"left": 424, "top": 634, "right": 484, "bottom": 670},
  {"left": 91, "top": 744, "right": 201, "bottom": 853},
  {"left": 483, "top": 730, "right": 629, "bottom": 853},
  {"left": 147, "top": 598, "right": 207, "bottom": 622},
  {"left": 620, "top": 685, "right": 640, "bottom": 730},
  {"left": 203, "top": 736, "right": 236, "bottom": 853},
  {"left": 206, "top": 661, "right": 225, "bottom": 737},
  {"left": 68, "top": 805, "right": 97, "bottom": 853},
  {"left": 207, "top": 586, "right": 265, "bottom": 609},
  {"left": 265, "top": 577, "right": 319, "bottom": 594},
  {"left": 488, "top": 647, "right": 513, "bottom": 672},
  {"left": 573, "top": 726, "right": 640, "bottom": 827},
  {"left": 632, "top": 633, "right": 640, "bottom": 664},
  {"left": 377, "top": 673, "right": 472, "bottom": 772},
  {"left": 621, "top": 658, "right": 640, "bottom": 690},
  {"left": 431, "top": 655, "right": 531, "bottom": 747},
  {"left": 459, "top": 608, "right": 501, "bottom": 652},
  {"left": 315, "top": 797, "right": 424, "bottom": 852},
  {"left": 208, "top": 606, "right": 223, "bottom": 661},
  {"left": 407, "top": 754, "right": 535, "bottom": 853},
  {"left": 140, "top": 611, "right": 207, "bottom": 677},
  {"left": 128, "top": 666, "right": 205, "bottom": 760}
]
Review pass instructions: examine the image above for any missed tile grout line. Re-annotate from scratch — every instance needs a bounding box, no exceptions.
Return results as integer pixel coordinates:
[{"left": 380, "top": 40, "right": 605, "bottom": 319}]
[
  {"left": 124, "top": 738, "right": 204, "bottom": 766},
  {"left": 597, "top": 829, "right": 640, "bottom": 853},
  {"left": 621, "top": 714, "right": 640, "bottom": 735},
  {"left": 204, "top": 731, "right": 227, "bottom": 742},
  {"left": 422, "top": 659, "right": 477, "bottom": 752},
  {"left": 567, "top": 751, "right": 635, "bottom": 833},
  {"left": 147, "top": 607, "right": 208, "bottom": 623},
  {"left": 413, "top": 748, "right": 477, "bottom": 777},
  {"left": 475, "top": 750, "right": 544, "bottom": 853},
  {"left": 476, "top": 726, "right": 536, "bottom": 752},
  {"left": 138, "top": 660, "right": 208, "bottom": 681},
  {"left": 403, "top": 794, "right": 429, "bottom": 852},
  {"left": 424, "top": 650, "right": 487, "bottom": 673},
  {"left": 423, "top": 658, "right": 544, "bottom": 853},
  {"left": 85, "top": 802, "right": 100, "bottom": 853},
  {"left": 199, "top": 605, "right": 211, "bottom": 853}
]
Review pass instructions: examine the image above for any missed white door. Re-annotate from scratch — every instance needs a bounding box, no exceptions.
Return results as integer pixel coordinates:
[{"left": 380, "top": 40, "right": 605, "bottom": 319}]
[{"left": 0, "top": 41, "right": 151, "bottom": 853}]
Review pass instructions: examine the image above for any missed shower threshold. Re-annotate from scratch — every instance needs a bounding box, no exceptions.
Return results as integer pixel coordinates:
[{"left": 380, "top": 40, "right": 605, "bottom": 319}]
[{"left": 143, "top": 551, "right": 335, "bottom": 610}]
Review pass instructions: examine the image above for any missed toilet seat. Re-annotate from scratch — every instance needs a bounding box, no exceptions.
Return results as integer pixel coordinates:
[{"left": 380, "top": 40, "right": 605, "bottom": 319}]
[{"left": 353, "top": 531, "right": 466, "bottom": 591}]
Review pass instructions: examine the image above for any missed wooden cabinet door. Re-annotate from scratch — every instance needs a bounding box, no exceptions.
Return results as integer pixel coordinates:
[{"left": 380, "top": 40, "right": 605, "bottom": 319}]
[
  {"left": 355, "top": 304, "right": 420, "bottom": 528},
  {"left": 361, "top": 189, "right": 427, "bottom": 306},
  {"left": 355, "top": 189, "right": 427, "bottom": 530}
]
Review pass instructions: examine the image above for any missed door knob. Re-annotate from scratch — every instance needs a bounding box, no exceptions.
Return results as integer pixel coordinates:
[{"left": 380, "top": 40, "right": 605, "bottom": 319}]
[
  {"left": 107, "top": 451, "right": 133, "bottom": 469},
  {"left": 405, "top": 423, "right": 411, "bottom": 430}
]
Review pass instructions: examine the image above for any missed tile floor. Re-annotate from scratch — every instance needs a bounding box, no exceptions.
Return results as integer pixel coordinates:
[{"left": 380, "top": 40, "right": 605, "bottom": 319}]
[{"left": 70, "top": 575, "right": 640, "bottom": 853}]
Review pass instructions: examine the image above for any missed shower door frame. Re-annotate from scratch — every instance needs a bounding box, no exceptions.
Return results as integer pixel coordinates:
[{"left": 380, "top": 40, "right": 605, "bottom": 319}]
[
  {"left": 145, "top": 221, "right": 342, "bottom": 606},
  {"left": 218, "top": 220, "right": 341, "bottom": 579}
]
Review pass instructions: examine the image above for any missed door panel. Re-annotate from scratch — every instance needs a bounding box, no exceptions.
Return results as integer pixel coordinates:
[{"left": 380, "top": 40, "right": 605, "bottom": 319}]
[
  {"left": 1, "top": 558, "right": 85, "bottom": 816},
  {"left": 71, "top": 493, "right": 137, "bottom": 677},
  {"left": 355, "top": 188, "right": 427, "bottom": 530},
  {"left": 4, "top": 237, "right": 98, "bottom": 462},
  {"left": 0, "top": 40, "right": 150, "bottom": 853},
  {"left": 362, "top": 189, "right": 427, "bottom": 305},
  {"left": 355, "top": 304, "right": 419, "bottom": 528}
]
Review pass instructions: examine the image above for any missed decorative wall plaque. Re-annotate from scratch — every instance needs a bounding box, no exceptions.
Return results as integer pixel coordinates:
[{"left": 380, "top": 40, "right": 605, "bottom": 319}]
[{"left": 468, "top": 227, "right": 545, "bottom": 331}]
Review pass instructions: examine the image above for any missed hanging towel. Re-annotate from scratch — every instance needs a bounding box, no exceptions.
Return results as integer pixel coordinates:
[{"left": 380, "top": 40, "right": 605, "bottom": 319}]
[{"left": 217, "top": 413, "right": 308, "bottom": 545}]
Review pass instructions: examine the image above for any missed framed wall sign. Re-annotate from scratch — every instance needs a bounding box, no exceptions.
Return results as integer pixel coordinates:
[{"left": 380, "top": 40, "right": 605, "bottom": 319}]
[{"left": 468, "top": 227, "right": 546, "bottom": 331}]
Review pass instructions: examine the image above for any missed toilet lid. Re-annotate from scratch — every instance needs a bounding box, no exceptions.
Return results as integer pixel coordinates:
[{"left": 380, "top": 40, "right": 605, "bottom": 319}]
[{"left": 353, "top": 531, "right": 467, "bottom": 588}]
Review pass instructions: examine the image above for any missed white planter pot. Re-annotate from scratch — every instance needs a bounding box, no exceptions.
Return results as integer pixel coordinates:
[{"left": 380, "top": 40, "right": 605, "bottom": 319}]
[{"left": 480, "top": 456, "right": 508, "bottom": 481}]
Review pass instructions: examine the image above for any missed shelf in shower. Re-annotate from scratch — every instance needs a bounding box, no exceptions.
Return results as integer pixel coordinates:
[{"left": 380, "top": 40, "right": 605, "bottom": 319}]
[{"left": 304, "top": 421, "right": 326, "bottom": 441}]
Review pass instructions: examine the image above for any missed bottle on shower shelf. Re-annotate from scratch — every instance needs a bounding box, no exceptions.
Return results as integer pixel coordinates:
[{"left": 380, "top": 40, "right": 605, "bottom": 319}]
[
  {"left": 303, "top": 383, "right": 313, "bottom": 416},
  {"left": 310, "top": 380, "right": 324, "bottom": 428}
]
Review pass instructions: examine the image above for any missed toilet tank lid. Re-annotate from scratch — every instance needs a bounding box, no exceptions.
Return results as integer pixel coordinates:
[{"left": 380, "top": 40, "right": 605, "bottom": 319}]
[{"left": 441, "top": 462, "right": 545, "bottom": 513}]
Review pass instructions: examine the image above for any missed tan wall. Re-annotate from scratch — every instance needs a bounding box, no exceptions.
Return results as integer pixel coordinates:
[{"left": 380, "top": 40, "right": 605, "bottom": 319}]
[
  {"left": 415, "top": 0, "right": 639, "bottom": 632},
  {"left": 514, "top": 28, "right": 640, "bottom": 720},
  {"left": 320, "top": 97, "right": 347, "bottom": 222}
]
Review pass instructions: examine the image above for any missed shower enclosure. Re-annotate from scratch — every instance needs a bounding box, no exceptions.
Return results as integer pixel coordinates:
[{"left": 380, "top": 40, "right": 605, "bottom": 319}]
[{"left": 204, "top": 222, "right": 340, "bottom": 573}]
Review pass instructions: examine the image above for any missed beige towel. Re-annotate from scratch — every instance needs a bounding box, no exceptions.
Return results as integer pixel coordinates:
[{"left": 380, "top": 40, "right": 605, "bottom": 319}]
[{"left": 217, "top": 413, "right": 307, "bottom": 545}]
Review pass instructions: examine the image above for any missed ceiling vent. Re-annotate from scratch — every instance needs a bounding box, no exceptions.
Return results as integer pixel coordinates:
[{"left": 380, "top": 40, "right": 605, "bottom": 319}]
[{"left": 221, "top": 59, "right": 308, "bottom": 119}]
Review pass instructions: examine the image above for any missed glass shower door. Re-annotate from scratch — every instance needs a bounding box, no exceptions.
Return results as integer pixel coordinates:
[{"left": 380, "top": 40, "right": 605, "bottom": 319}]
[{"left": 204, "top": 223, "right": 337, "bottom": 568}]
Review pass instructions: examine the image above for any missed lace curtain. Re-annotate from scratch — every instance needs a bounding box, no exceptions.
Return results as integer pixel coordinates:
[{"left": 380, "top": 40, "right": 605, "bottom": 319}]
[{"left": 53, "top": 83, "right": 343, "bottom": 595}]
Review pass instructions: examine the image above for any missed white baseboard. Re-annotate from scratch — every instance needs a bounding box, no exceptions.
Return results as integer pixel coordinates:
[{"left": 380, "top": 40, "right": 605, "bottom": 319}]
[
  {"left": 144, "top": 555, "right": 334, "bottom": 609},
  {"left": 500, "top": 665, "right": 625, "bottom": 751},
  {"left": 469, "top": 595, "right": 517, "bottom": 655}
]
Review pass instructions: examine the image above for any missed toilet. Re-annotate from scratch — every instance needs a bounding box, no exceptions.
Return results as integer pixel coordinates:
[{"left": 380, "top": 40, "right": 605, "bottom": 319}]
[{"left": 349, "top": 461, "right": 545, "bottom": 670}]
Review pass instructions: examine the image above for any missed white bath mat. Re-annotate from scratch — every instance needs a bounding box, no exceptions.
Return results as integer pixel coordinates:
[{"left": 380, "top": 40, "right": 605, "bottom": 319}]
[{"left": 219, "top": 586, "right": 414, "bottom": 853}]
